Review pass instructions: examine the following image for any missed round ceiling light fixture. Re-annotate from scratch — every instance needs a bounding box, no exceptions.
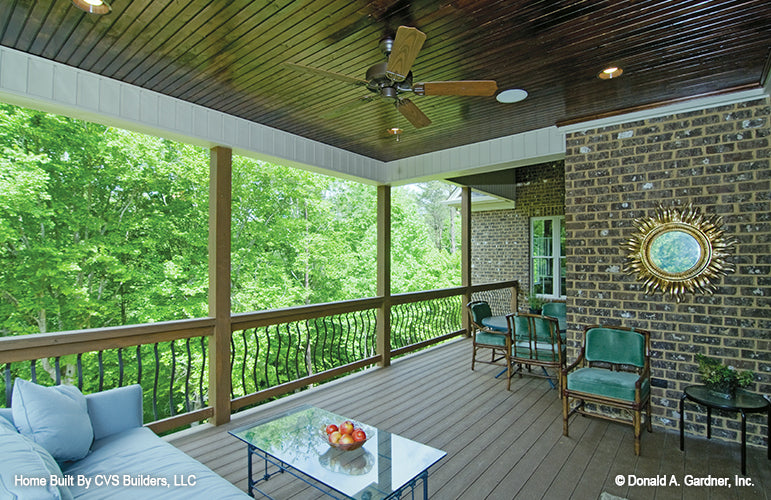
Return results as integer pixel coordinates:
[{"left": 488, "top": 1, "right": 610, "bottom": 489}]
[
  {"left": 598, "top": 66, "right": 623, "bottom": 80},
  {"left": 72, "top": 0, "right": 111, "bottom": 14},
  {"left": 496, "top": 88, "right": 528, "bottom": 104}
]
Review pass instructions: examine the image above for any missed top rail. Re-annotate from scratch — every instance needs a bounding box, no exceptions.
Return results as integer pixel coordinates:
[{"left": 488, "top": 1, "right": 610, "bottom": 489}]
[
  {"left": 0, "top": 318, "right": 216, "bottom": 364},
  {"left": 0, "top": 281, "right": 518, "bottom": 429}
]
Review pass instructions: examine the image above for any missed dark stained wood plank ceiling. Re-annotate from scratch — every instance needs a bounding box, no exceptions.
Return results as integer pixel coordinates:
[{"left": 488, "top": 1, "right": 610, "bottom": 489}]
[{"left": 1, "top": 0, "right": 769, "bottom": 162}]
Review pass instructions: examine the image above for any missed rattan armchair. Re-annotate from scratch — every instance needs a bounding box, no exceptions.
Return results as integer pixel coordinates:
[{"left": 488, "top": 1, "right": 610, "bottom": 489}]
[{"left": 562, "top": 325, "right": 652, "bottom": 455}]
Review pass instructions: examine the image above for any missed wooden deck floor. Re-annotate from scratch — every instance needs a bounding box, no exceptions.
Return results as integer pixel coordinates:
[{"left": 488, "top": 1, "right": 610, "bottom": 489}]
[{"left": 166, "top": 338, "right": 770, "bottom": 500}]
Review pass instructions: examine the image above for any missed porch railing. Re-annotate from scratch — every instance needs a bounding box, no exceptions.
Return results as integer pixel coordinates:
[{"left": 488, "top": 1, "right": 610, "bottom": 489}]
[{"left": 0, "top": 281, "right": 518, "bottom": 432}]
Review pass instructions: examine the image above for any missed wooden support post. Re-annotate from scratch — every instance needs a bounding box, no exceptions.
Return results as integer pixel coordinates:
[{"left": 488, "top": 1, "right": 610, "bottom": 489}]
[
  {"left": 208, "top": 146, "right": 232, "bottom": 425},
  {"left": 376, "top": 185, "right": 391, "bottom": 367},
  {"left": 511, "top": 281, "right": 519, "bottom": 313},
  {"left": 461, "top": 186, "right": 472, "bottom": 335}
]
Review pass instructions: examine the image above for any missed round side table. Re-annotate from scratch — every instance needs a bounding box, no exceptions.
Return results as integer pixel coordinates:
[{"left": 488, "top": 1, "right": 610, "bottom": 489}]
[{"left": 679, "top": 385, "right": 770, "bottom": 475}]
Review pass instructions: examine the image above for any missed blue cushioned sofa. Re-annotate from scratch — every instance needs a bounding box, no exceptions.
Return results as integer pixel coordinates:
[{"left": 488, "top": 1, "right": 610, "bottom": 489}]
[{"left": 0, "top": 384, "right": 249, "bottom": 499}]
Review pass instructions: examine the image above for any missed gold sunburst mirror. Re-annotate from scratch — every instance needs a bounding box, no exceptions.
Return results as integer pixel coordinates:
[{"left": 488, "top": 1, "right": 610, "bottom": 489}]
[{"left": 623, "top": 204, "right": 736, "bottom": 302}]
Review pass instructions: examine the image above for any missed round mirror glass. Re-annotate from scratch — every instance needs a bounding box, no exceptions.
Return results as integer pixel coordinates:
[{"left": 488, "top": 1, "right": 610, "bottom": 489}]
[{"left": 648, "top": 230, "right": 701, "bottom": 274}]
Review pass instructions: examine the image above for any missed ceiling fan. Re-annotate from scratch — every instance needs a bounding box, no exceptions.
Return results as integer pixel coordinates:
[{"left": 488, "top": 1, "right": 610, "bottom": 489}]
[{"left": 285, "top": 26, "right": 498, "bottom": 130}]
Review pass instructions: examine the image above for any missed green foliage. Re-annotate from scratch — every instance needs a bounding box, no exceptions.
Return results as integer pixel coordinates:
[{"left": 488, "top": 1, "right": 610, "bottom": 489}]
[
  {"left": 695, "top": 354, "right": 754, "bottom": 390},
  {"left": 0, "top": 104, "right": 463, "bottom": 421}
]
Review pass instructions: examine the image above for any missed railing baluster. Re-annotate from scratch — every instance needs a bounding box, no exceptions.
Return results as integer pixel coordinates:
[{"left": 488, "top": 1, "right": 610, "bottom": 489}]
[
  {"left": 293, "top": 322, "right": 303, "bottom": 379},
  {"left": 185, "top": 338, "right": 192, "bottom": 413},
  {"left": 136, "top": 344, "right": 142, "bottom": 386},
  {"left": 97, "top": 351, "right": 104, "bottom": 392},
  {"left": 241, "top": 329, "right": 248, "bottom": 396},
  {"left": 392, "top": 304, "right": 402, "bottom": 349},
  {"left": 30, "top": 360, "right": 36, "bottom": 384},
  {"left": 198, "top": 337, "right": 206, "bottom": 407},
  {"left": 54, "top": 357, "right": 61, "bottom": 385},
  {"left": 321, "top": 317, "right": 330, "bottom": 370},
  {"left": 118, "top": 348, "right": 124, "bottom": 387},
  {"left": 263, "top": 326, "right": 271, "bottom": 389},
  {"left": 152, "top": 343, "right": 160, "bottom": 421},
  {"left": 307, "top": 319, "right": 318, "bottom": 375},
  {"left": 252, "top": 328, "right": 260, "bottom": 391},
  {"left": 5, "top": 363, "right": 12, "bottom": 407},
  {"left": 229, "top": 334, "right": 236, "bottom": 398},
  {"left": 352, "top": 310, "right": 362, "bottom": 358},
  {"left": 275, "top": 324, "right": 284, "bottom": 384},
  {"left": 169, "top": 340, "right": 176, "bottom": 417},
  {"left": 77, "top": 353, "right": 83, "bottom": 390}
]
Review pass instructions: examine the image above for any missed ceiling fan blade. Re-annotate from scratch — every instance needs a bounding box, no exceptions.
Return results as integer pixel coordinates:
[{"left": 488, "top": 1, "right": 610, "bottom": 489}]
[
  {"left": 284, "top": 62, "right": 368, "bottom": 86},
  {"left": 396, "top": 99, "right": 431, "bottom": 128},
  {"left": 386, "top": 26, "right": 426, "bottom": 82},
  {"left": 321, "top": 95, "right": 377, "bottom": 119},
  {"left": 413, "top": 80, "right": 498, "bottom": 96}
]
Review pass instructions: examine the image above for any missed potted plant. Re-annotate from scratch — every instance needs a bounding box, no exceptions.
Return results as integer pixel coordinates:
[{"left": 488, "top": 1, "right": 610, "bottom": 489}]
[
  {"left": 527, "top": 292, "right": 544, "bottom": 314},
  {"left": 695, "top": 354, "right": 754, "bottom": 398}
]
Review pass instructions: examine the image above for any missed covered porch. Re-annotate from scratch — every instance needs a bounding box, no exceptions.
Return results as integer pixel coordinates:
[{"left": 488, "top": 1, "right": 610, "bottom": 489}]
[{"left": 168, "top": 338, "right": 771, "bottom": 500}]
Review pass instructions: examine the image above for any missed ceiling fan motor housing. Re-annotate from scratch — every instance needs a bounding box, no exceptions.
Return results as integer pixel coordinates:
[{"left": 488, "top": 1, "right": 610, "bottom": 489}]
[{"left": 365, "top": 61, "right": 413, "bottom": 100}]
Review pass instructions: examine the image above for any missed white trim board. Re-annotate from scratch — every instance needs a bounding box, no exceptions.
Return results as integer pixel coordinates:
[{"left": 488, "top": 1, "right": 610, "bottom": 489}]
[
  {"left": 558, "top": 88, "right": 769, "bottom": 135},
  {"left": 0, "top": 46, "right": 386, "bottom": 185}
]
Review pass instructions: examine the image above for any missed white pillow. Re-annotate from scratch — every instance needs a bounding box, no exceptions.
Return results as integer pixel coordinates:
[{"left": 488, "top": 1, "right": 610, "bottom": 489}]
[
  {"left": 0, "top": 417, "right": 73, "bottom": 499},
  {"left": 12, "top": 379, "right": 94, "bottom": 462}
]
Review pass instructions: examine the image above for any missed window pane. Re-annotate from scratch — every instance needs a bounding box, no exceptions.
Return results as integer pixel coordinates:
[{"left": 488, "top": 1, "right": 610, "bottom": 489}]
[
  {"left": 533, "top": 257, "right": 554, "bottom": 295},
  {"left": 532, "top": 219, "right": 553, "bottom": 257},
  {"left": 560, "top": 256, "right": 566, "bottom": 297}
]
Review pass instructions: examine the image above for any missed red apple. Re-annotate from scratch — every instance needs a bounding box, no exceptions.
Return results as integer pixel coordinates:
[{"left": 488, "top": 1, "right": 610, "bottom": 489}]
[
  {"left": 338, "top": 433, "right": 355, "bottom": 445},
  {"left": 325, "top": 424, "right": 339, "bottom": 435},
  {"left": 339, "top": 420, "right": 355, "bottom": 435},
  {"left": 352, "top": 429, "right": 366, "bottom": 442},
  {"left": 328, "top": 431, "right": 342, "bottom": 444}
]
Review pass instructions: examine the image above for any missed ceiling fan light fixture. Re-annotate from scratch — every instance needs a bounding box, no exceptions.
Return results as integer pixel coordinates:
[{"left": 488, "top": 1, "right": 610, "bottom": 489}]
[
  {"left": 388, "top": 127, "right": 403, "bottom": 142},
  {"left": 72, "top": 0, "right": 111, "bottom": 14},
  {"left": 598, "top": 66, "right": 623, "bottom": 79},
  {"left": 496, "top": 88, "right": 528, "bottom": 104}
]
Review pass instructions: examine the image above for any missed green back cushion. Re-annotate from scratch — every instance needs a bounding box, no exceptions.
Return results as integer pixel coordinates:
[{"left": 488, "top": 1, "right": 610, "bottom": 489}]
[
  {"left": 533, "top": 316, "right": 557, "bottom": 343},
  {"left": 585, "top": 327, "right": 645, "bottom": 367},
  {"left": 511, "top": 315, "right": 528, "bottom": 339},
  {"left": 542, "top": 302, "right": 565, "bottom": 318},
  {"left": 470, "top": 302, "right": 492, "bottom": 323},
  {"left": 512, "top": 315, "right": 558, "bottom": 343}
]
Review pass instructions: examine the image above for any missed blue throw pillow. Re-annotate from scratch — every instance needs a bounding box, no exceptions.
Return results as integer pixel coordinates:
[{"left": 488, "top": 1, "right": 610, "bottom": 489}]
[
  {"left": 12, "top": 379, "right": 94, "bottom": 462},
  {"left": 0, "top": 417, "right": 73, "bottom": 499}
]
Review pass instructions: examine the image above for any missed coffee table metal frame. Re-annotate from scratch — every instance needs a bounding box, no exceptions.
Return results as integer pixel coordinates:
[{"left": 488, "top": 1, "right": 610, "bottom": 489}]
[
  {"left": 229, "top": 405, "right": 444, "bottom": 499},
  {"left": 679, "top": 385, "right": 770, "bottom": 474},
  {"left": 243, "top": 444, "right": 430, "bottom": 500}
]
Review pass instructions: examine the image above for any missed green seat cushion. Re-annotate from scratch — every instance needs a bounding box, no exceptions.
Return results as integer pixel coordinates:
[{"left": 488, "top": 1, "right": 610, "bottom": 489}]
[
  {"left": 567, "top": 367, "right": 650, "bottom": 401},
  {"left": 513, "top": 341, "right": 565, "bottom": 361},
  {"left": 475, "top": 331, "right": 507, "bottom": 347}
]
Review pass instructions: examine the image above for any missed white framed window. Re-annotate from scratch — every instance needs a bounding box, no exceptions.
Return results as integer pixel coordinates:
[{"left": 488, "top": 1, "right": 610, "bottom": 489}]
[{"left": 531, "top": 216, "right": 566, "bottom": 299}]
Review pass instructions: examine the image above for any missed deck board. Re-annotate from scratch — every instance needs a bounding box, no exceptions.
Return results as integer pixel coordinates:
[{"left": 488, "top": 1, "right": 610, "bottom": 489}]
[{"left": 166, "top": 338, "right": 770, "bottom": 499}]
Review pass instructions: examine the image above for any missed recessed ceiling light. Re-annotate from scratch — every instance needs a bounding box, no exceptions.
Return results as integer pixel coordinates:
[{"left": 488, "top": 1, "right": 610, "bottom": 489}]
[
  {"left": 598, "top": 67, "right": 623, "bottom": 79},
  {"left": 496, "top": 89, "right": 528, "bottom": 104},
  {"left": 72, "top": 0, "right": 111, "bottom": 14}
]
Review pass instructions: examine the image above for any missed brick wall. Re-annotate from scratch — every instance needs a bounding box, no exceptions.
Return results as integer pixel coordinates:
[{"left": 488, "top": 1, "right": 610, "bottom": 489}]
[
  {"left": 471, "top": 160, "right": 565, "bottom": 292},
  {"left": 564, "top": 97, "right": 771, "bottom": 448}
]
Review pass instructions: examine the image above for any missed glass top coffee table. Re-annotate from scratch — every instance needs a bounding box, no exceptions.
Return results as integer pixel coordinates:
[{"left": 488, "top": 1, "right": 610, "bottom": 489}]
[{"left": 229, "top": 405, "right": 446, "bottom": 499}]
